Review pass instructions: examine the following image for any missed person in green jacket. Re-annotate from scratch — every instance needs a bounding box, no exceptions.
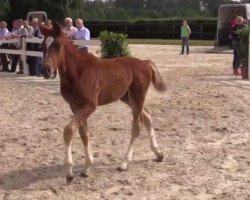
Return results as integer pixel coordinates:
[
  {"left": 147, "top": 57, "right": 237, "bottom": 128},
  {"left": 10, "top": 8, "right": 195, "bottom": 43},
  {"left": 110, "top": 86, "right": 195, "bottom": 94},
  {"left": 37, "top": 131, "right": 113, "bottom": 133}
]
[{"left": 181, "top": 20, "right": 191, "bottom": 55}]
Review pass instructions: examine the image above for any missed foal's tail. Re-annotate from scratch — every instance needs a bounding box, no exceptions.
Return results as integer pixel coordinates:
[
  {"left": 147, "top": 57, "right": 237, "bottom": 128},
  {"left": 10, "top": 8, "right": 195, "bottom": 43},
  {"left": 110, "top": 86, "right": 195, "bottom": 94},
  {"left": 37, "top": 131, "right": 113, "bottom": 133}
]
[{"left": 145, "top": 60, "right": 166, "bottom": 92}]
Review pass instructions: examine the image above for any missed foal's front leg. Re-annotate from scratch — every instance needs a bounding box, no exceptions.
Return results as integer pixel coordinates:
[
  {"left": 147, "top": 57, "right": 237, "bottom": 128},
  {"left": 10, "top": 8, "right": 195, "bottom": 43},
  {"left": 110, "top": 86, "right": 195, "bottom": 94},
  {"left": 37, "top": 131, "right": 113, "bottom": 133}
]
[
  {"left": 63, "top": 105, "right": 96, "bottom": 183},
  {"left": 63, "top": 119, "right": 79, "bottom": 183}
]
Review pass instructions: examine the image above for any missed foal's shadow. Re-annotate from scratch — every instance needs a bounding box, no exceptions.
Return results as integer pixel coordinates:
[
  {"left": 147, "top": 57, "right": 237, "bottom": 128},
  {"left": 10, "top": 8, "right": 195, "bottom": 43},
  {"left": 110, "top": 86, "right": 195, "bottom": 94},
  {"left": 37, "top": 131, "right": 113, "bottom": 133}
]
[
  {"left": 0, "top": 158, "right": 163, "bottom": 191},
  {"left": 0, "top": 164, "right": 76, "bottom": 190},
  {"left": 0, "top": 162, "right": 120, "bottom": 190}
]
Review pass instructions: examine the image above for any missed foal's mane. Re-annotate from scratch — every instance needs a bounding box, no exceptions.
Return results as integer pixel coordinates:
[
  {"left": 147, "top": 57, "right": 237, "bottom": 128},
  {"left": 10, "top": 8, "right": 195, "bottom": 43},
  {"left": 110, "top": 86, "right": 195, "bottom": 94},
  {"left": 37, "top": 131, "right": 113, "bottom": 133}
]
[{"left": 61, "top": 33, "right": 99, "bottom": 63}]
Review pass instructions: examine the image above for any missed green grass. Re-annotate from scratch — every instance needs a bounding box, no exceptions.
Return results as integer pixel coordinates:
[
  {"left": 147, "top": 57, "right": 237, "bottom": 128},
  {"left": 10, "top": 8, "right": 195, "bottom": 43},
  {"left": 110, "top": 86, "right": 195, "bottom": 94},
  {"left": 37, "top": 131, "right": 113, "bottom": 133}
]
[{"left": 128, "top": 39, "right": 214, "bottom": 46}]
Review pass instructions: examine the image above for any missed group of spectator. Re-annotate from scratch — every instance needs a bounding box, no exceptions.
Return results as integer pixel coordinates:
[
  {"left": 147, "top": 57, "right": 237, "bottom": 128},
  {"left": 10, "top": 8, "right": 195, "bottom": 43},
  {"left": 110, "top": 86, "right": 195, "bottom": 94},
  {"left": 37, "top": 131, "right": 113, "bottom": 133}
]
[{"left": 0, "top": 17, "right": 90, "bottom": 76}]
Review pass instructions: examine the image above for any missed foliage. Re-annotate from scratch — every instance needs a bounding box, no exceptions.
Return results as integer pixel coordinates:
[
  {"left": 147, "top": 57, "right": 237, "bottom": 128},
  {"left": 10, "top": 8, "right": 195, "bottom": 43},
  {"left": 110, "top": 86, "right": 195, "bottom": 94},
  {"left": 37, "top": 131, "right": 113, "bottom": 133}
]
[
  {"left": 2, "top": 0, "right": 245, "bottom": 22},
  {"left": 0, "top": 0, "right": 9, "bottom": 20},
  {"left": 99, "top": 31, "right": 130, "bottom": 58},
  {"left": 238, "top": 26, "right": 250, "bottom": 67}
]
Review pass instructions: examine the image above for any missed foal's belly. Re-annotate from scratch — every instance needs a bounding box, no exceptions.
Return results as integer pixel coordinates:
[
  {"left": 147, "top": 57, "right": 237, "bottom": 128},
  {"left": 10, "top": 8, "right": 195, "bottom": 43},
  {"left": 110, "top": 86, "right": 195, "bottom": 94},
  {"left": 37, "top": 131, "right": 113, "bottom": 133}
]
[{"left": 97, "top": 82, "right": 129, "bottom": 106}]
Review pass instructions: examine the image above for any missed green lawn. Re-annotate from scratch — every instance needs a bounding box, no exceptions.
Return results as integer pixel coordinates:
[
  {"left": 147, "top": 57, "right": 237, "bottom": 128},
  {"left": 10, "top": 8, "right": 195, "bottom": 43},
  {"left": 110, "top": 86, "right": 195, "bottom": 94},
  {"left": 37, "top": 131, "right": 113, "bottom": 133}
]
[{"left": 128, "top": 39, "right": 215, "bottom": 46}]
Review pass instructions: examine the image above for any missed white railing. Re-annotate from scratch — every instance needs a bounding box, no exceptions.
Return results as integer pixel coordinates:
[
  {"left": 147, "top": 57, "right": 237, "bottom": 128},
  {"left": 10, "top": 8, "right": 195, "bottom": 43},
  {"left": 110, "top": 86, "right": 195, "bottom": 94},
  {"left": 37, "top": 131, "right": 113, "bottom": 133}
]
[{"left": 0, "top": 37, "right": 100, "bottom": 75}]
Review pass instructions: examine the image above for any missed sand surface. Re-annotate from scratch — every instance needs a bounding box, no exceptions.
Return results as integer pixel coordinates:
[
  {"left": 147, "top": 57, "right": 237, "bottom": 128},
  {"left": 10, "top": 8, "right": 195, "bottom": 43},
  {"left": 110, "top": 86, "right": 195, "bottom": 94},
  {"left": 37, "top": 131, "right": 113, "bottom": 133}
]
[{"left": 0, "top": 45, "right": 249, "bottom": 200}]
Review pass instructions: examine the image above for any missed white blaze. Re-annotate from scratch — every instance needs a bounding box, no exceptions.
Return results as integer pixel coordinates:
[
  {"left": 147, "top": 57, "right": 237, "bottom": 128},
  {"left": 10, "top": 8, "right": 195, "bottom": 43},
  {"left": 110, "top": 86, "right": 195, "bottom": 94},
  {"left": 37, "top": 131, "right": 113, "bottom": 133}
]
[
  {"left": 45, "top": 36, "right": 54, "bottom": 49},
  {"left": 45, "top": 36, "right": 54, "bottom": 58}
]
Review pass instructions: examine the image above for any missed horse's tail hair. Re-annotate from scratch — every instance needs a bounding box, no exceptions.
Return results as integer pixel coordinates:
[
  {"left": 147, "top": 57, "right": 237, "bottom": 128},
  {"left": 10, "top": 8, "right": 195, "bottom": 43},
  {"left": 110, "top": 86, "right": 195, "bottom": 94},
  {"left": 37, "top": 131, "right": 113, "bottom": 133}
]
[{"left": 145, "top": 60, "right": 166, "bottom": 92}]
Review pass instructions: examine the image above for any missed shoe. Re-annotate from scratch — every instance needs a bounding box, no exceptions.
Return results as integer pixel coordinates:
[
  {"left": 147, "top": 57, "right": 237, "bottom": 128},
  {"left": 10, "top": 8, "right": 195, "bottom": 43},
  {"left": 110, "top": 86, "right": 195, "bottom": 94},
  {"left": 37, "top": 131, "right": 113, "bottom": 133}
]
[
  {"left": 234, "top": 70, "right": 241, "bottom": 76},
  {"left": 180, "top": 53, "right": 184, "bottom": 55},
  {"left": 16, "top": 71, "right": 23, "bottom": 74},
  {"left": 236, "top": 71, "right": 241, "bottom": 76},
  {"left": 186, "top": 53, "right": 189, "bottom": 55}
]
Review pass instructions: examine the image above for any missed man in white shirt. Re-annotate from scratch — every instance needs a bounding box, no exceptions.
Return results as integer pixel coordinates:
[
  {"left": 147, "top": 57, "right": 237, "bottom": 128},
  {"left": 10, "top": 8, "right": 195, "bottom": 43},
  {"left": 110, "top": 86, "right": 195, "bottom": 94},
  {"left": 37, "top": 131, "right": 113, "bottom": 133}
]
[
  {"left": 10, "top": 19, "right": 31, "bottom": 73},
  {"left": 74, "top": 18, "right": 90, "bottom": 53},
  {"left": 22, "top": 19, "right": 34, "bottom": 36},
  {"left": 63, "top": 17, "right": 77, "bottom": 39}
]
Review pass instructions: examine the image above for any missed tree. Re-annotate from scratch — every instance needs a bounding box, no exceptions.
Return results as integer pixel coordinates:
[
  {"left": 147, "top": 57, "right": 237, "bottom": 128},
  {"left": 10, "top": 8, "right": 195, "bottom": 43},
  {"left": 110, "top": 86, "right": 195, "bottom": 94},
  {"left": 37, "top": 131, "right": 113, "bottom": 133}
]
[{"left": 8, "top": 0, "right": 69, "bottom": 22}]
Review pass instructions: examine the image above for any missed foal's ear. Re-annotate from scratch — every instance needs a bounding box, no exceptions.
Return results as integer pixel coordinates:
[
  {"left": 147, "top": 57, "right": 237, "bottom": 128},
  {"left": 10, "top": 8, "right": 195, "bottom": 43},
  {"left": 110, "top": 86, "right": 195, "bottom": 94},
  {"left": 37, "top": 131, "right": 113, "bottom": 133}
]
[{"left": 52, "top": 21, "right": 62, "bottom": 37}]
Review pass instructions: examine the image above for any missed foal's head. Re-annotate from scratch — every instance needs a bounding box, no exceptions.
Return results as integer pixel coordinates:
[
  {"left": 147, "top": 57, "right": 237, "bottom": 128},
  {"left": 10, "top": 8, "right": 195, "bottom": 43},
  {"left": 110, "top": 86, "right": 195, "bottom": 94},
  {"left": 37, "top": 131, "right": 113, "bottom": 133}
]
[{"left": 41, "top": 22, "right": 66, "bottom": 79}]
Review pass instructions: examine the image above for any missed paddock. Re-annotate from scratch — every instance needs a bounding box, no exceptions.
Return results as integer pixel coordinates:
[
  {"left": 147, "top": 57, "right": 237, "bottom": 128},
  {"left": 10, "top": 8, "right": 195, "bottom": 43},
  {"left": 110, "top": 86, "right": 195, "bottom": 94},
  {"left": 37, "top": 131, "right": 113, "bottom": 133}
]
[{"left": 0, "top": 45, "right": 249, "bottom": 199}]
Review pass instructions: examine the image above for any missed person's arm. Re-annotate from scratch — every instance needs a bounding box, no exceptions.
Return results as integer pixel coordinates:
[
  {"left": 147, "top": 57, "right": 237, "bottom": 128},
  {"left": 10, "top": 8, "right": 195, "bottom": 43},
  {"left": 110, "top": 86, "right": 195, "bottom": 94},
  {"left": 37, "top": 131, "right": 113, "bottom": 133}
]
[
  {"left": 187, "top": 25, "right": 191, "bottom": 35},
  {"left": 3, "top": 28, "right": 10, "bottom": 38},
  {"left": 84, "top": 29, "right": 90, "bottom": 40}
]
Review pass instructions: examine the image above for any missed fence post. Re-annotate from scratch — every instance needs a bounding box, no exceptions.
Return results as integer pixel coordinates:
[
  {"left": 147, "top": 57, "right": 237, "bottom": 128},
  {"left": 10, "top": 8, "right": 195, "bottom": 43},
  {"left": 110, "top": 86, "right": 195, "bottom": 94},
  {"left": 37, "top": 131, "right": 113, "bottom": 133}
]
[{"left": 21, "top": 37, "right": 29, "bottom": 75}]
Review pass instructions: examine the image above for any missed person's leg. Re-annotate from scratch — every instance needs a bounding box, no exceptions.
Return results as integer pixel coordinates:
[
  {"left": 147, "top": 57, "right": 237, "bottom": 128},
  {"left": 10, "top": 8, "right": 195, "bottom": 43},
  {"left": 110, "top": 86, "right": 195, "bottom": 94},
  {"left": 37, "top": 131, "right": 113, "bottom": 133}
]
[
  {"left": 27, "top": 57, "right": 35, "bottom": 76},
  {"left": 181, "top": 38, "right": 185, "bottom": 55},
  {"left": 232, "top": 41, "right": 238, "bottom": 74},
  {"left": 37, "top": 57, "right": 43, "bottom": 76},
  {"left": 233, "top": 50, "right": 237, "bottom": 71},
  {"left": 34, "top": 58, "right": 39, "bottom": 76},
  {"left": 0, "top": 53, "right": 8, "bottom": 71},
  {"left": 186, "top": 37, "right": 190, "bottom": 55},
  {"left": 233, "top": 41, "right": 241, "bottom": 76},
  {"left": 18, "top": 57, "right": 23, "bottom": 73},
  {"left": 10, "top": 55, "right": 18, "bottom": 72},
  {"left": 235, "top": 49, "right": 241, "bottom": 71},
  {"left": 0, "top": 44, "right": 9, "bottom": 72}
]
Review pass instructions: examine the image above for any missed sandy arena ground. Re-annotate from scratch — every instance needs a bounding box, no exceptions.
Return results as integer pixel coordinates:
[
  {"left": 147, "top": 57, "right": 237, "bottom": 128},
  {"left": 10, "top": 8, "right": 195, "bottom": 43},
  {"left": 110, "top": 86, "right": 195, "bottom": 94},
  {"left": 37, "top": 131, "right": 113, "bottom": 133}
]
[{"left": 0, "top": 45, "right": 249, "bottom": 200}]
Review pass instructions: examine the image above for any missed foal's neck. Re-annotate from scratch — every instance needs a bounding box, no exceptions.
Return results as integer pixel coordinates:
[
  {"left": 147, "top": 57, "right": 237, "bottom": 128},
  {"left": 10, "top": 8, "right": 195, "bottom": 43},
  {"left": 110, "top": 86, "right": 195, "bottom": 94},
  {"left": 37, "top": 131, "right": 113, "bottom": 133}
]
[{"left": 58, "top": 37, "right": 97, "bottom": 81}]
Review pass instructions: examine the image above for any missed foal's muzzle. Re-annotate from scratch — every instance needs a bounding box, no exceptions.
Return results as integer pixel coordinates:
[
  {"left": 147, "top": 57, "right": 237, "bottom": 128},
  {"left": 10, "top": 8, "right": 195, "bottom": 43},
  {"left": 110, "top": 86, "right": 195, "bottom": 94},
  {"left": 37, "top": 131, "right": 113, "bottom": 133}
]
[{"left": 43, "top": 66, "right": 57, "bottom": 79}]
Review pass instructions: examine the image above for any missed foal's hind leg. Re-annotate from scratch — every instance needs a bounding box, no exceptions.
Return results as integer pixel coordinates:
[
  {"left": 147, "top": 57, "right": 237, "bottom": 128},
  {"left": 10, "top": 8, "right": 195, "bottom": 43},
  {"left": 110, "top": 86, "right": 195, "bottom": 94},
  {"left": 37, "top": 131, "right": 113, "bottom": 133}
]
[
  {"left": 119, "top": 93, "right": 143, "bottom": 171},
  {"left": 119, "top": 107, "right": 141, "bottom": 171},
  {"left": 140, "top": 108, "right": 164, "bottom": 161},
  {"left": 78, "top": 120, "right": 93, "bottom": 177}
]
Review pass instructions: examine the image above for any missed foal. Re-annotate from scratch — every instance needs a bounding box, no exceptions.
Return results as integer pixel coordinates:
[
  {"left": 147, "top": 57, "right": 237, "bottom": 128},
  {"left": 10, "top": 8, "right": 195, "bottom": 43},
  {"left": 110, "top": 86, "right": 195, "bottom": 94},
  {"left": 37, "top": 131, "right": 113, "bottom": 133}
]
[{"left": 40, "top": 22, "right": 166, "bottom": 183}]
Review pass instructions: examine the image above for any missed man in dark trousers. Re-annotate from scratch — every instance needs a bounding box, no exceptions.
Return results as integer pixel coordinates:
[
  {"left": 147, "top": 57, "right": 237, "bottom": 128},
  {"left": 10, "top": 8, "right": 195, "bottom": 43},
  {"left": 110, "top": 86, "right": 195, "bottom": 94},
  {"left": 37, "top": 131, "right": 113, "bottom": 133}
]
[{"left": 231, "top": 16, "right": 246, "bottom": 76}]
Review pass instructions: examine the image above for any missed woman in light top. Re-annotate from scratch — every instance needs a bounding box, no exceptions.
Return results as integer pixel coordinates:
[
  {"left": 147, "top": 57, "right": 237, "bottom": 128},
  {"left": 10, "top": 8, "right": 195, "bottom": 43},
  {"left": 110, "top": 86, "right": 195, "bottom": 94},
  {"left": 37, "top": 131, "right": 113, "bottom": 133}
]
[{"left": 181, "top": 20, "right": 191, "bottom": 55}]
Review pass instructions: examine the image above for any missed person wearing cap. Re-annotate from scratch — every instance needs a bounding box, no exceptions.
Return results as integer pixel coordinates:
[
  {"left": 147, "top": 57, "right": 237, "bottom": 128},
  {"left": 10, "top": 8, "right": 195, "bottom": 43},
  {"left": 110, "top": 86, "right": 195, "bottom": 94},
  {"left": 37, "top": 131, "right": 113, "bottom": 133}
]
[
  {"left": 73, "top": 18, "right": 90, "bottom": 53},
  {"left": 63, "top": 17, "right": 77, "bottom": 39},
  {"left": 0, "top": 21, "right": 10, "bottom": 72}
]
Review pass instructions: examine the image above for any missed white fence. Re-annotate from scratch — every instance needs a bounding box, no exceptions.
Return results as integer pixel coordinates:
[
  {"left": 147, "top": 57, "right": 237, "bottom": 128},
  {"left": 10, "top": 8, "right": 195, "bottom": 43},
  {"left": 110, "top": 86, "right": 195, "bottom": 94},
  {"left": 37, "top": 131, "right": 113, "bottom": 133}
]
[{"left": 0, "top": 37, "right": 100, "bottom": 75}]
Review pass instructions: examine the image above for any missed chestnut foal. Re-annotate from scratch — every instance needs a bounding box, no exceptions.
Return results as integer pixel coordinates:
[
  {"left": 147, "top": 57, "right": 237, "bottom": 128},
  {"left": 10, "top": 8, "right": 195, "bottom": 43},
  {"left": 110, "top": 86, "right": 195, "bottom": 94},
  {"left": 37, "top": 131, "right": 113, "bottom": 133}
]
[{"left": 40, "top": 22, "right": 166, "bottom": 183}]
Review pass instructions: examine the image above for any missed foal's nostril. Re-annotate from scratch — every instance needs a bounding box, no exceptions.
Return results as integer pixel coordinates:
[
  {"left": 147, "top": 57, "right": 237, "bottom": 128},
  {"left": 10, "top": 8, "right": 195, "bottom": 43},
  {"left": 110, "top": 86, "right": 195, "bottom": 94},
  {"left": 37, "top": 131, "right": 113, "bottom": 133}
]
[{"left": 47, "top": 68, "right": 51, "bottom": 74}]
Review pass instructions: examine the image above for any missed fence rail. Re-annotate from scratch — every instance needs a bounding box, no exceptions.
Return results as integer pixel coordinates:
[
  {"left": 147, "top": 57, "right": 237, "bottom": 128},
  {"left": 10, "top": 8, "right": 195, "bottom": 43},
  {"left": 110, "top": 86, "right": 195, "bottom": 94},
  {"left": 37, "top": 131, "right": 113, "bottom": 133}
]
[{"left": 0, "top": 37, "right": 100, "bottom": 75}]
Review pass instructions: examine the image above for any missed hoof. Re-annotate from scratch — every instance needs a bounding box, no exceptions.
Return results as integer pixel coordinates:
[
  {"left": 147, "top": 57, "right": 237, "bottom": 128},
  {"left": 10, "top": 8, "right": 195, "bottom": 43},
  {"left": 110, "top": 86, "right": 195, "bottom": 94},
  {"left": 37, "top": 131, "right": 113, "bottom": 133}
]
[
  {"left": 156, "top": 152, "right": 164, "bottom": 162},
  {"left": 66, "top": 176, "right": 73, "bottom": 184},
  {"left": 80, "top": 173, "right": 89, "bottom": 178},
  {"left": 117, "top": 165, "right": 127, "bottom": 172}
]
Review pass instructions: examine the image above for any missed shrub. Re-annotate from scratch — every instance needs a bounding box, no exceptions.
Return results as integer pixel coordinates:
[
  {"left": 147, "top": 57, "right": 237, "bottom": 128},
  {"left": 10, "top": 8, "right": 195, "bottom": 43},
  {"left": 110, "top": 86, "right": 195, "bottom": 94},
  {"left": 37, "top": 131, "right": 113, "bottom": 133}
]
[
  {"left": 99, "top": 31, "right": 130, "bottom": 58},
  {"left": 238, "top": 26, "right": 250, "bottom": 66}
]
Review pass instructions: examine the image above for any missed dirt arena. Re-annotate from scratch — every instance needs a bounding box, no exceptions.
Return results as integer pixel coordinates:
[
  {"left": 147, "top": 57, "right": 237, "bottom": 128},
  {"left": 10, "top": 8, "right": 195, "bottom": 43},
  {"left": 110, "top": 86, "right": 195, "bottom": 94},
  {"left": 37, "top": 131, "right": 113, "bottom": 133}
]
[{"left": 0, "top": 45, "right": 249, "bottom": 200}]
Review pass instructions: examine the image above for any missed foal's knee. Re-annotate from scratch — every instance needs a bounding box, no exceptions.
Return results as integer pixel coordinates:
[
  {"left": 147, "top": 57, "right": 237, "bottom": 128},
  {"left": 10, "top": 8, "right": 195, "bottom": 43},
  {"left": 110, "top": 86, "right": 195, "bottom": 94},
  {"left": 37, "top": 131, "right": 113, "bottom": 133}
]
[
  {"left": 132, "top": 120, "right": 140, "bottom": 137},
  {"left": 63, "top": 125, "right": 73, "bottom": 144}
]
